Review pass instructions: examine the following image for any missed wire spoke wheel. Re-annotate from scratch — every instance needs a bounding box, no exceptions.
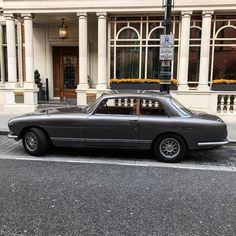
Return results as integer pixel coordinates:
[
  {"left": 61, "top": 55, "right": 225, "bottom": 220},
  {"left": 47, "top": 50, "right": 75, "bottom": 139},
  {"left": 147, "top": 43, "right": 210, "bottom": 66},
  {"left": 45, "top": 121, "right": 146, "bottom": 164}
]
[
  {"left": 153, "top": 134, "right": 186, "bottom": 163},
  {"left": 25, "top": 132, "right": 38, "bottom": 152},
  {"left": 160, "top": 138, "right": 180, "bottom": 159},
  {"left": 22, "top": 128, "right": 49, "bottom": 156}
]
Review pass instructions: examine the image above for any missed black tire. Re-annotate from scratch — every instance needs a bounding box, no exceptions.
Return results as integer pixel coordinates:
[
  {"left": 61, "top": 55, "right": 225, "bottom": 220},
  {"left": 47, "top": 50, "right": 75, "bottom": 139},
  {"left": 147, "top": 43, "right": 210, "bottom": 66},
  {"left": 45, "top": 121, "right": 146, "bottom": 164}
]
[
  {"left": 153, "top": 134, "right": 186, "bottom": 163},
  {"left": 22, "top": 128, "right": 49, "bottom": 156}
]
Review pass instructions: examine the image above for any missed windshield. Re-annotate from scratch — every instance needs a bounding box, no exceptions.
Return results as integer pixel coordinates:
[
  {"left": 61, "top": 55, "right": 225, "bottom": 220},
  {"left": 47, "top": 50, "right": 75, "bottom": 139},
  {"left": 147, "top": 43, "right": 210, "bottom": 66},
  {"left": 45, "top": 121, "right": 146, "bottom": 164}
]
[
  {"left": 171, "top": 98, "right": 194, "bottom": 116},
  {"left": 81, "top": 96, "right": 103, "bottom": 113}
]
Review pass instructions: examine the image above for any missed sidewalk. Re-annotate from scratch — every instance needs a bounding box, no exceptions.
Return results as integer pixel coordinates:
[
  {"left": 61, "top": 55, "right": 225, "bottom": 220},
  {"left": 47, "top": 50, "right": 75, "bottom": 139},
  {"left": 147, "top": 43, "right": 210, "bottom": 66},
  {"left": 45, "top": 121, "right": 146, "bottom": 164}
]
[{"left": 0, "top": 113, "right": 236, "bottom": 143}]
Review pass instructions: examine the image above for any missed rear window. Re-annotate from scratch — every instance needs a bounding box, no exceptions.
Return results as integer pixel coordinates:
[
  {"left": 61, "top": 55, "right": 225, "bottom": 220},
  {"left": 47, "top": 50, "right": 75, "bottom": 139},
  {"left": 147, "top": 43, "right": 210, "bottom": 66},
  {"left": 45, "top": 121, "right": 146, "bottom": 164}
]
[{"left": 171, "top": 98, "right": 193, "bottom": 116}]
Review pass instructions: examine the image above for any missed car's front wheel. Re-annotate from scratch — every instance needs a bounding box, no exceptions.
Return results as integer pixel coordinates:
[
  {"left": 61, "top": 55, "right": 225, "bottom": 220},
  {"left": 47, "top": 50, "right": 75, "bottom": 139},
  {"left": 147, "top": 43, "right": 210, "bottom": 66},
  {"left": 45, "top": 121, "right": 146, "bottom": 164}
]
[
  {"left": 22, "top": 128, "right": 49, "bottom": 156},
  {"left": 153, "top": 134, "right": 186, "bottom": 163}
]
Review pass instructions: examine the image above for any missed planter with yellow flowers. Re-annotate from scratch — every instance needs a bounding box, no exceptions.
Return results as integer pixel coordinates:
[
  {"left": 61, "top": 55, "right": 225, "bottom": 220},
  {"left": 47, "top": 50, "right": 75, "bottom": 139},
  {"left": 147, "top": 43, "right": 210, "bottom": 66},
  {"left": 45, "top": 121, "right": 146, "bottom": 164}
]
[
  {"left": 110, "top": 78, "right": 178, "bottom": 90},
  {"left": 212, "top": 79, "right": 236, "bottom": 91}
]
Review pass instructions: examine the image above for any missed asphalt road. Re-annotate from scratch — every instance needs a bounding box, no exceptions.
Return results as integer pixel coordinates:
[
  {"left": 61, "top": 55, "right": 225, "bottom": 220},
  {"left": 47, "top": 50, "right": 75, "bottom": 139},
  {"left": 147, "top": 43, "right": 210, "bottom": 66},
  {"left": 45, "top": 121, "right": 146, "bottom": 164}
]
[{"left": 0, "top": 158, "right": 236, "bottom": 236}]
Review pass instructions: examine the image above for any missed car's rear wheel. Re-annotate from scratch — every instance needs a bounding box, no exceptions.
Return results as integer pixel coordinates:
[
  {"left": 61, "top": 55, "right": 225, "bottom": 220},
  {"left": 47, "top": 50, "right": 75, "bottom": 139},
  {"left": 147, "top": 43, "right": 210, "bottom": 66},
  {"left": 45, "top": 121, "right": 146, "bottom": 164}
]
[
  {"left": 153, "top": 134, "right": 186, "bottom": 163},
  {"left": 23, "top": 128, "right": 49, "bottom": 156}
]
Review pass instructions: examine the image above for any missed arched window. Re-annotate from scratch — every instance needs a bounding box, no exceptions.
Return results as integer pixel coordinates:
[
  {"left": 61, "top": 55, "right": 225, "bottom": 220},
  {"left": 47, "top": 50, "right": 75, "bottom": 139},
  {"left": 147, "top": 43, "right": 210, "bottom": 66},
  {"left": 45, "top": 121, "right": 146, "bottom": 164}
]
[
  {"left": 117, "top": 28, "right": 139, "bottom": 40},
  {"left": 212, "top": 24, "right": 236, "bottom": 81},
  {"left": 109, "top": 16, "right": 180, "bottom": 80},
  {"left": 149, "top": 27, "right": 164, "bottom": 39}
]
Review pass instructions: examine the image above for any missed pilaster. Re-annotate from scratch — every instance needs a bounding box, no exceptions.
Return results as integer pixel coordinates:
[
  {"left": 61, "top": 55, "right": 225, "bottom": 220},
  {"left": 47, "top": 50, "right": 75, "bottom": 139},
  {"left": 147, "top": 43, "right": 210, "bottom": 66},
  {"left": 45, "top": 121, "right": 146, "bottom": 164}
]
[
  {"left": 197, "top": 10, "right": 214, "bottom": 91},
  {"left": 22, "top": 14, "right": 36, "bottom": 89},
  {"left": 76, "top": 12, "right": 89, "bottom": 90},
  {"left": 178, "top": 11, "right": 192, "bottom": 91},
  {"left": 4, "top": 13, "right": 17, "bottom": 84},
  {"left": 96, "top": 12, "right": 107, "bottom": 90}
]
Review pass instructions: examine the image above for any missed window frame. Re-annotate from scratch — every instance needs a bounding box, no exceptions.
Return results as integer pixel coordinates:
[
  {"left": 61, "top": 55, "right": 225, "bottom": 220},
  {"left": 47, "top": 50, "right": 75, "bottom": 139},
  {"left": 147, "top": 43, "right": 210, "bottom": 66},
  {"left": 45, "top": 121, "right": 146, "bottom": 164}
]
[
  {"left": 108, "top": 16, "right": 180, "bottom": 81},
  {"left": 93, "top": 96, "right": 139, "bottom": 116}
]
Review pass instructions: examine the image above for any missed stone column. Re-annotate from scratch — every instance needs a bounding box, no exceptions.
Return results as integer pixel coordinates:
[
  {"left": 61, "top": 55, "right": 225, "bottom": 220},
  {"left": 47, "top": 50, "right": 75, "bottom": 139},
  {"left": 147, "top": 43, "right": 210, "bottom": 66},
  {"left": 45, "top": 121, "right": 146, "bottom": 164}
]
[
  {"left": 0, "top": 25, "right": 5, "bottom": 84},
  {"left": 5, "top": 14, "right": 17, "bottom": 85},
  {"left": 77, "top": 12, "right": 89, "bottom": 90},
  {"left": 178, "top": 11, "right": 192, "bottom": 91},
  {"left": 96, "top": 12, "right": 107, "bottom": 90},
  {"left": 22, "top": 14, "right": 35, "bottom": 87},
  {"left": 197, "top": 11, "right": 214, "bottom": 91}
]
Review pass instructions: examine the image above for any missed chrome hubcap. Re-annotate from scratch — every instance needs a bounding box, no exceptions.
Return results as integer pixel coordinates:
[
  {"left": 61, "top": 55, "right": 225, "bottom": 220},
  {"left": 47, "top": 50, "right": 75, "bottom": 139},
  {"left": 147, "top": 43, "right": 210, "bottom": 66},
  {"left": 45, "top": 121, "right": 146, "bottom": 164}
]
[
  {"left": 25, "top": 132, "right": 38, "bottom": 152},
  {"left": 160, "top": 138, "right": 180, "bottom": 159}
]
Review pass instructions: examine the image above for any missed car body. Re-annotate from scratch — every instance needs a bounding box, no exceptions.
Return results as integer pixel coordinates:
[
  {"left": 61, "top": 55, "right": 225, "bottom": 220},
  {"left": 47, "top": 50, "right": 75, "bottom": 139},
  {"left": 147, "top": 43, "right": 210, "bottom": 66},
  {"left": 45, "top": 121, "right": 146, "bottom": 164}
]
[{"left": 8, "top": 91, "right": 228, "bottom": 162}]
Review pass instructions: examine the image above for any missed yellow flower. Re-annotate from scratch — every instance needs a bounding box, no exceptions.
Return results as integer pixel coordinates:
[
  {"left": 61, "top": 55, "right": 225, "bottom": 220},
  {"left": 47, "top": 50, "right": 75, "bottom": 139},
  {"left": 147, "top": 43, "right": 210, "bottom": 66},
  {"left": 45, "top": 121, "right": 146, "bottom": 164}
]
[
  {"left": 110, "top": 78, "right": 178, "bottom": 85},
  {"left": 212, "top": 79, "right": 236, "bottom": 84}
]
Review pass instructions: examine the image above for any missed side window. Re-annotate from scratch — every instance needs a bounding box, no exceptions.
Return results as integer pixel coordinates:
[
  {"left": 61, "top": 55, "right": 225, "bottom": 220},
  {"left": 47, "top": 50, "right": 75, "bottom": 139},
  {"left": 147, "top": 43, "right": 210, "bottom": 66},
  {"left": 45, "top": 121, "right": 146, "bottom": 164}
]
[
  {"left": 140, "top": 99, "right": 167, "bottom": 116},
  {"left": 95, "top": 98, "right": 137, "bottom": 115}
]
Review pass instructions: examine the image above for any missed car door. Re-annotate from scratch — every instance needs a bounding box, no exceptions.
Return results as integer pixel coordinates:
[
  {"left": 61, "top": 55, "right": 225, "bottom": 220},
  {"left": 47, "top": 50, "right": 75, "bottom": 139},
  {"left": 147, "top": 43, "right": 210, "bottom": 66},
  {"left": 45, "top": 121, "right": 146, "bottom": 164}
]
[
  {"left": 85, "top": 97, "right": 139, "bottom": 147},
  {"left": 138, "top": 98, "right": 172, "bottom": 149}
]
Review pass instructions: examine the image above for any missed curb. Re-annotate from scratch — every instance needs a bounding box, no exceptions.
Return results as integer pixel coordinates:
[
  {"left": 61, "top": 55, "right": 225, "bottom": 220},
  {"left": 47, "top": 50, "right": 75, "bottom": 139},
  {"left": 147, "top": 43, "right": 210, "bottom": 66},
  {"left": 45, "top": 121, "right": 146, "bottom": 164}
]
[
  {"left": 227, "top": 141, "right": 236, "bottom": 146},
  {"left": 0, "top": 131, "right": 8, "bottom": 135}
]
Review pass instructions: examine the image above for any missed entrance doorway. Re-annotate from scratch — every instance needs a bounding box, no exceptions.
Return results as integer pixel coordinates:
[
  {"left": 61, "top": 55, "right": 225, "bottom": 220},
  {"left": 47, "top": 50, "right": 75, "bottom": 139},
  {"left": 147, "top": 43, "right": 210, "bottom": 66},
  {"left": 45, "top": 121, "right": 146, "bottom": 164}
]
[{"left": 53, "top": 46, "right": 79, "bottom": 98}]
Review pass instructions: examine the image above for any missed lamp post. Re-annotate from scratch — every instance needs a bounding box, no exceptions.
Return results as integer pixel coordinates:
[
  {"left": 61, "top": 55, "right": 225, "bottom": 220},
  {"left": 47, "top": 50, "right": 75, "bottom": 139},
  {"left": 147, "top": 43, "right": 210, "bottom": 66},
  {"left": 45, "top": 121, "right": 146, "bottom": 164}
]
[{"left": 159, "top": 0, "right": 174, "bottom": 93}]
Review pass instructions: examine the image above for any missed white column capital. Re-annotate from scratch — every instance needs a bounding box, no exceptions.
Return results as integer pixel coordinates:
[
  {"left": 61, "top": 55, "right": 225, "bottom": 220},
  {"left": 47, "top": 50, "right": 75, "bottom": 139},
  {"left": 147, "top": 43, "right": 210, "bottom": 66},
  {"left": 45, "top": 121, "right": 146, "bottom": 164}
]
[
  {"left": 202, "top": 10, "right": 214, "bottom": 17},
  {"left": 4, "top": 13, "right": 15, "bottom": 20},
  {"left": 21, "top": 13, "right": 33, "bottom": 20},
  {"left": 76, "top": 12, "right": 88, "bottom": 19},
  {"left": 96, "top": 12, "right": 107, "bottom": 18},
  {"left": 181, "top": 11, "right": 193, "bottom": 18}
]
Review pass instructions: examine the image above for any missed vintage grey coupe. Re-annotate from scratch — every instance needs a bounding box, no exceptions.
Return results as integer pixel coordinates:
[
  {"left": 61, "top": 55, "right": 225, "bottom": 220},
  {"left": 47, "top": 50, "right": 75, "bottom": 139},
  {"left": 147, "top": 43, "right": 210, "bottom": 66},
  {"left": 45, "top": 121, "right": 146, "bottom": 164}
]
[{"left": 8, "top": 91, "right": 228, "bottom": 162}]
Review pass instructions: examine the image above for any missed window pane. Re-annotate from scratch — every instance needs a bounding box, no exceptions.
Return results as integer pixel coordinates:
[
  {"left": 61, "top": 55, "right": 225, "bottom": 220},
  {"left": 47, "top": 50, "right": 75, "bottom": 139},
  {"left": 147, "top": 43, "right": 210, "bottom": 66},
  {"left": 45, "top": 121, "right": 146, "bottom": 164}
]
[
  {"left": 110, "top": 47, "right": 114, "bottom": 78},
  {"left": 118, "top": 28, "right": 138, "bottom": 39},
  {"left": 116, "top": 40, "right": 139, "bottom": 45},
  {"left": 96, "top": 98, "right": 137, "bottom": 115},
  {"left": 147, "top": 47, "right": 160, "bottom": 79},
  {"left": 149, "top": 28, "right": 164, "bottom": 39},
  {"left": 140, "top": 99, "right": 167, "bottom": 116},
  {"left": 188, "top": 47, "right": 201, "bottom": 83},
  {"left": 213, "top": 46, "right": 236, "bottom": 80},
  {"left": 173, "top": 47, "right": 178, "bottom": 80},
  {"left": 217, "top": 27, "right": 236, "bottom": 38},
  {"left": 190, "top": 28, "right": 201, "bottom": 39},
  {"left": 3, "top": 47, "right": 8, "bottom": 82},
  {"left": 3, "top": 26, "right": 6, "bottom": 44},
  {"left": 116, "top": 47, "right": 140, "bottom": 79},
  {"left": 63, "top": 56, "right": 77, "bottom": 89}
]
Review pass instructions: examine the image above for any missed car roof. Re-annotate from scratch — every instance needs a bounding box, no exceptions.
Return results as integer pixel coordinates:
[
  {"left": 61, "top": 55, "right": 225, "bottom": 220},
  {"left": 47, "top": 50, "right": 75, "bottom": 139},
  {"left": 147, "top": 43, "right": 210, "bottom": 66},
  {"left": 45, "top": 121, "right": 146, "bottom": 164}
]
[{"left": 101, "top": 90, "right": 171, "bottom": 100}]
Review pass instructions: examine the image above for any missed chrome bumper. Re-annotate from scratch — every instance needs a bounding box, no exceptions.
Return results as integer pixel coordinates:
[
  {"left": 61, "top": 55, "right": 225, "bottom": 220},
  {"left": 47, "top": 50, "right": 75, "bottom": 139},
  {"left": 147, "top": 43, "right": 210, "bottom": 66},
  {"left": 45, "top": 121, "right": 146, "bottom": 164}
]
[
  {"left": 8, "top": 133, "right": 20, "bottom": 141},
  {"left": 197, "top": 140, "right": 229, "bottom": 146}
]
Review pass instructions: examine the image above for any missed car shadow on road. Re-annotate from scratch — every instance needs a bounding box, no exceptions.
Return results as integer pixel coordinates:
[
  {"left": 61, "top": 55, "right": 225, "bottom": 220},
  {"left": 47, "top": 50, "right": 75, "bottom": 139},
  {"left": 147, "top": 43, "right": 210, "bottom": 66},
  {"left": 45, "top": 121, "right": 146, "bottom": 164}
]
[{"left": 47, "top": 145, "right": 236, "bottom": 166}]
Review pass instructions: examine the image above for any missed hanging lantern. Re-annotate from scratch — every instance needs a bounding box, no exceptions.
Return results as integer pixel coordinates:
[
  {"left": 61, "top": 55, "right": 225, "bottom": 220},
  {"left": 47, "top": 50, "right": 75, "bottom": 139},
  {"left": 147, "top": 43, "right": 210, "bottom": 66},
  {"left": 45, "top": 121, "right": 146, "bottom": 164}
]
[{"left": 58, "top": 18, "right": 68, "bottom": 40}]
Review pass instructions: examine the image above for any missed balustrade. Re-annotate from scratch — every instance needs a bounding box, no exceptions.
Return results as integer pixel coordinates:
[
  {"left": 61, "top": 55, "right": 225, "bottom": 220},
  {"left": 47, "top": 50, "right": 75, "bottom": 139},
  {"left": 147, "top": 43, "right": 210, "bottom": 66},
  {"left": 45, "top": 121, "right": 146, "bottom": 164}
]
[{"left": 217, "top": 94, "right": 236, "bottom": 114}]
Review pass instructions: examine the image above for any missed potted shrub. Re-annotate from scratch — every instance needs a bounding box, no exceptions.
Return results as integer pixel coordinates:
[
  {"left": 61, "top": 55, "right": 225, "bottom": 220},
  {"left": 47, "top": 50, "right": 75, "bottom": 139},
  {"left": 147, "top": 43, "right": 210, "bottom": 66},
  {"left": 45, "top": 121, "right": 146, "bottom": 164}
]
[{"left": 34, "top": 70, "right": 44, "bottom": 100}]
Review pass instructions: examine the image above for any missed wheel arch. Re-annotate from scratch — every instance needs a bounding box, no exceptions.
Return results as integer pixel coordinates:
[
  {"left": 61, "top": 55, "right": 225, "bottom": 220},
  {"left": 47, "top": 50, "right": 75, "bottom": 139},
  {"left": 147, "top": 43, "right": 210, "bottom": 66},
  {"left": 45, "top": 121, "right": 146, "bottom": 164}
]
[
  {"left": 20, "top": 126, "right": 51, "bottom": 143},
  {"left": 151, "top": 132, "right": 189, "bottom": 151}
]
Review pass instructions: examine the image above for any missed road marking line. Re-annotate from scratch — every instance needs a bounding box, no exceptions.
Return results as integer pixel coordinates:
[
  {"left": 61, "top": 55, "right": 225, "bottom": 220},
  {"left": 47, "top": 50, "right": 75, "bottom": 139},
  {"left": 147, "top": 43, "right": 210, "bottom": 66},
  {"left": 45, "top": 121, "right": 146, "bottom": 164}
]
[{"left": 0, "top": 154, "right": 236, "bottom": 172}]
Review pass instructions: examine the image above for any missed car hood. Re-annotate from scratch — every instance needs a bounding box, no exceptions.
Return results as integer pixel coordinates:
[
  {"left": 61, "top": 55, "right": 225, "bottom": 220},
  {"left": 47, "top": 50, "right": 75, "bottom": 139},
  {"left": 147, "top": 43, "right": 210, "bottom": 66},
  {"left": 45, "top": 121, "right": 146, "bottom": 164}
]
[
  {"left": 45, "top": 106, "right": 84, "bottom": 115},
  {"left": 192, "top": 110, "right": 223, "bottom": 122},
  {"left": 8, "top": 106, "right": 85, "bottom": 125},
  {"left": 27, "top": 106, "right": 85, "bottom": 116}
]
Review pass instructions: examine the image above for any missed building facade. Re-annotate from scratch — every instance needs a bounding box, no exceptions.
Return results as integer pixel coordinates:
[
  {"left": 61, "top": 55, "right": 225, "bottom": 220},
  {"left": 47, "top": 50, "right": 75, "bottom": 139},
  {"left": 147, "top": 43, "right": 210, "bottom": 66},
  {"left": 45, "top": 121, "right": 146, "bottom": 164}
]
[{"left": 0, "top": 0, "right": 236, "bottom": 117}]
